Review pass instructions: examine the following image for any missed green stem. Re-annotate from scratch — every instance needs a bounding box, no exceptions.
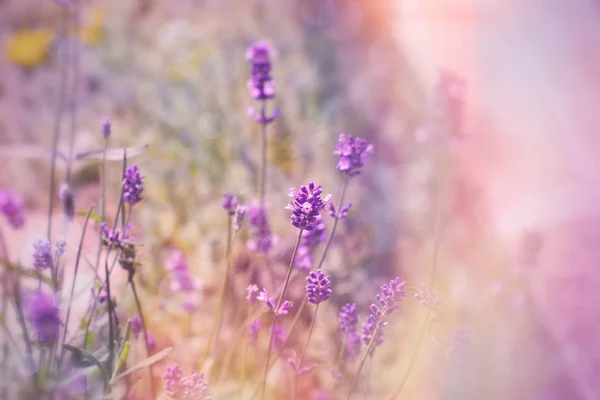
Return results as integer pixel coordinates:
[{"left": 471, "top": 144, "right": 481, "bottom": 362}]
[
  {"left": 316, "top": 175, "right": 349, "bottom": 270},
  {"left": 293, "top": 303, "right": 319, "bottom": 400},
  {"left": 260, "top": 229, "right": 303, "bottom": 400},
  {"left": 130, "top": 280, "right": 156, "bottom": 399},
  {"left": 204, "top": 214, "right": 234, "bottom": 364}
]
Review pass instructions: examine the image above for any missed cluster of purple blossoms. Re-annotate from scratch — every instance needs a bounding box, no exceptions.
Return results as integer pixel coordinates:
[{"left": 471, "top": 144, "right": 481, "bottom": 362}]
[
  {"left": 33, "top": 240, "right": 53, "bottom": 271},
  {"left": 27, "top": 291, "right": 60, "bottom": 345},
  {"left": 294, "top": 215, "right": 327, "bottom": 271},
  {"left": 415, "top": 283, "right": 443, "bottom": 309},
  {"left": 0, "top": 189, "right": 25, "bottom": 229},
  {"left": 221, "top": 193, "right": 238, "bottom": 215},
  {"left": 163, "top": 364, "right": 211, "bottom": 400},
  {"left": 361, "top": 277, "right": 407, "bottom": 356},
  {"left": 306, "top": 269, "right": 332, "bottom": 304},
  {"left": 247, "top": 203, "right": 276, "bottom": 253},
  {"left": 285, "top": 180, "right": 331, "bottom": 231},
  {"left": 339, "top": 302, "right": 361, "bottom": 362},
  {"left": 333, "top": 133, "right": 374, "bottom": 177},
  {"left": 246, "top": 41, "right": 279, "bottom": 124},
  {"left": 122, "top": 165, "right": 144, "bottom": 205},
  {"left": 164, "top": 250, "right": 203, "bottom": 311},
  {"left": 101, "top": 222, "right": 132, "bottom": 248}
]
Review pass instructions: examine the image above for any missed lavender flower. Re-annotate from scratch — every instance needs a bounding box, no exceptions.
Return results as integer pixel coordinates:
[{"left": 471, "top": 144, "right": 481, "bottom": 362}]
[
  {"left": 33, "top": 240, "right": 53, "bottom": 271},
  {"left": 0, "top": 190, "right": 25, "bottom": 228},
  {"left": 285, "top": 180, "right": 331, "bottom": 230},
  {"left": 339, "top": 303, "right": 358, "bottom": 334},
  {"left": 101, "top": 116, "right": 111, "bottom": 139},
  {"left": 55, "top": 240, "right": 67, "bottom": 257},
  {"left": 328, "top": 202, "right": 352, "bottom": 220},
  {"left": 246, "top": 284, "right": 260, "bottom": 302},
  {"left": 130, "top": 315, "right": 142, "bottom": 339},
  {"left": 301, "top": 215, "right": 327, "bottom": 248},
  {"left": 306, "top": 269, "right": 332, "bottom": 304},
  {"left": 333, "top": 134, "right": 374, "bottom": 177},
  {"left": 415, "top": 283, "right": 443, "bottom": 309},
  {"left": 233, "top": 205, "right": 247, "bottom": 231},
  {"left": 222, "top": 193, "right": 238, "bottom": 214},
  {"left": 346, "top": 331, "right": 362, "bottom": 362},
  {"left": 361, "top": 277, "right": 407, "bottom": 356},
  {"left": 26, "top": 291, "right": 60, "bottom": 344},
  {"left": 122, "top": 165, "right": 144, "bottom": 205},
  {"left": 163, "top": 365, "right": 211, "bottom": 400},
  {"left": 257, "top": 288, "right": 295, "bottom": 315},
  {"left": 165, "top": 250, "right": 203, "bottom": 293},
  {"left": 247, "top": 203, "right": 276, "bottom": 253},
  {"left": 246, "top": 41, "right": 275, "bottom": 101},
  {"left": 101, "top": 222, "right": 132, "bottom": 248},
  {"left": 59, "top": 183, "right": 74, "bottom": 220}
]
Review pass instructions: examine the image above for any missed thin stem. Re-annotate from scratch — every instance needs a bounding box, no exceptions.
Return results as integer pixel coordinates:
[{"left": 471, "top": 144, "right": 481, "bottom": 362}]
[
  {"left": 58, "top": 206, "right": 93, "bottom": 371},
  {"left": 65, "top": 0, "right": 81, "bottom": 184},
  {"left": 390, "top": 151, "right": 444, "bottom": 400},
  {"left": 363, "top": 357, "right": 373, "bottom": 400},
  {"left": 316, "top": 174, "right": 350, "bottom": 270},
  {"left": 260, "top": 229, "right": 303, "bottom": 400},
  {"left": 239, "top": 309, "right": 252, "bottom": 400},
  {"left": 47, "top": 10, "right": 69, "bottom": 243},
  {"left": 104, "top": 258, "right": 114, "bottom": 377},
  {"left": 130, "top": 280, "right": 157, "bottom": 398},
  {"left": 346, "top": 326, "right": 379, "bottom": 400},
  {"left": 203, "top": 214, "right": 234, "bottom": 363},
  {"left": 293, "top": 303, "right": 319, "bottom": 400}
]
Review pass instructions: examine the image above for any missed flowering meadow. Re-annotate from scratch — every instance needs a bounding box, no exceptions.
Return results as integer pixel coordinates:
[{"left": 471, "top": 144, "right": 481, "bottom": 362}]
[{"left": 2, "top": 1, "right": 600, "bottom": 399}]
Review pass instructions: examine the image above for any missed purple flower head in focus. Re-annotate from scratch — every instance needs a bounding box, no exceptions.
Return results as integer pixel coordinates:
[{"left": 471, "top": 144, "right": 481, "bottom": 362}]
[
  {"left": 306, "top": 269, "right": 332, "bottom": 304},
  {"left": 101, "top": 222, "right": 132, "bottom": 248},
  {"left": 101, "top": 117, "right": 111, "bottom": 139},
  {"left": 163, "top": 364, "right": 211, "bottom": 400},
  {"left": 27, "top": 291, "right": 60, "bottom": 345},
  {"left": 339, "top": 303, "right": 358, "bottom": 334},
  {"left": 334, "top": 134, "right": 374, "bottom": 177},
  {"left": 247, "top": 203, "right": 276, "bottom": 253},
  {"left": 285, "top": 180, "right": 331, "bottom": 230},
  {"left": 222, "top": 193, "right": 238, "bottom": 214},
  {"left": 122, "top": 165, "right": 144, "bottom": 205},
  {"left": 415, "top": 283, "right": 443, "bottom": 309},
  {"left": 33, "top": 240, "right": 53, "bottom": 271},
  {"left": 0, "top": 190, "right": 25, "bottom": 229}
]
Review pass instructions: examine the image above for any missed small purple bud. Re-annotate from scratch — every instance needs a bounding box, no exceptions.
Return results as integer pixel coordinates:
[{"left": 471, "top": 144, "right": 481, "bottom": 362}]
[{"left": 101, "top": 117, "right": 111, "bottom": 139}]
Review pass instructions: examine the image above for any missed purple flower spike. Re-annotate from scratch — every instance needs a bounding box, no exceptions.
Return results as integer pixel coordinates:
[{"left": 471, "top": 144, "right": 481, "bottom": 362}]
[
  {"left": 0, "top": 190, "right": 25, "bottom": 229},
  {"left": 301, "top": 215, "right": 327, "bottom": 248},
  {"left": 306, "top": 269, "right": 332, "bottom": 304},
  {"left": 246, "top": 40, "right": 279, "bottom": 125},
  {"left": 257, "top": 288, "right": 295, "bottom": 315},
  {"left": 339, "top": 303, "right": 358, "bottom": 334},
  {"left": 33, "top": 240, "right": 53, "bottom": 271},
  {"left": 346, "top": 331, "right": 362, "bottom": 362},
  {"left": 122, "top": 165, "right": 144, "bottom": 205},
  {"left": 163, "top": 364, "right": 211, "bottom": 400},
  {"left": 222, "top": 193, "right": 238, "bottom": 214},
  {"left": 361, "top": 314, "right": 385, "bottom": 356},
  {"left": 233, "top": 205, "right": 247, "bottom": 231},
  {"left": 247, "top": 203, "right": 276, "bottom": 253},
  {"left": 286, "top": 180, "right": 331, "bottom": 230},
  {"left": 334, "top": 133, "right": 374, "bottom": 177},
  {"left": 27, "top": 291, "right": 60, "bottom": 345},
  {"left": 101, "top": 117, "right": 111, "bottom": 139}
]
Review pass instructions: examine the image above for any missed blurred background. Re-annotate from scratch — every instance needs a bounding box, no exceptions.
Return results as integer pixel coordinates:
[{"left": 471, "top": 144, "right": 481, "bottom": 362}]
[{"left": 1, "top": 0, "right": 600, "bottom": 399}]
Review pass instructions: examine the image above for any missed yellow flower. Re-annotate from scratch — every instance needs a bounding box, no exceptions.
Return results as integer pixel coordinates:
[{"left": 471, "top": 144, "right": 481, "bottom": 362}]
[
  {"left": 80, "top": 7, "right": 105, "bottom": 45},
  {"left": 6, "top": 29, "right": 52, "bottom": 68}
]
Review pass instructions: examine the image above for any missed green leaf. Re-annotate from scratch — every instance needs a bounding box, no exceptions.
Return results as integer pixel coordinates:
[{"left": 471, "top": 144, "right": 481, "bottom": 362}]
[
  {"left": 85, "top": 331, "right": 94, "bottom": 348},
  {"left": 110, "top": 341, "right": 130, "bottom": 384},
  {"left": 114, "top": 347, "right": 172, "bottom": 382},
  {"left": 62, "top": 344, "right": 109, "bottom": 392},
  {"left": 77, "top": 209, "right": 103, "bottom": 223}
]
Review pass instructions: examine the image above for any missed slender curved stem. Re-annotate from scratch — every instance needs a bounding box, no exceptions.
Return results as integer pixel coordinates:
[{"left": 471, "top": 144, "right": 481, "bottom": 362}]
[
  {"left": 316, "top": 175, "right": 349, "bottom": 270},
  {"left": 260, "top": 229, "right": 303, "bottom": 400},
  {"left": 204, "top": 214, "right": 234, "bottom": 364},
  {"left": 346, "top": 325, "right": 379, "bottom": 400},
  {"left": 293, "top": 303, "right": 319, "bottom": 400},
  {"left": 130, "top": 280, "right": 156, "bottom": 398}
]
